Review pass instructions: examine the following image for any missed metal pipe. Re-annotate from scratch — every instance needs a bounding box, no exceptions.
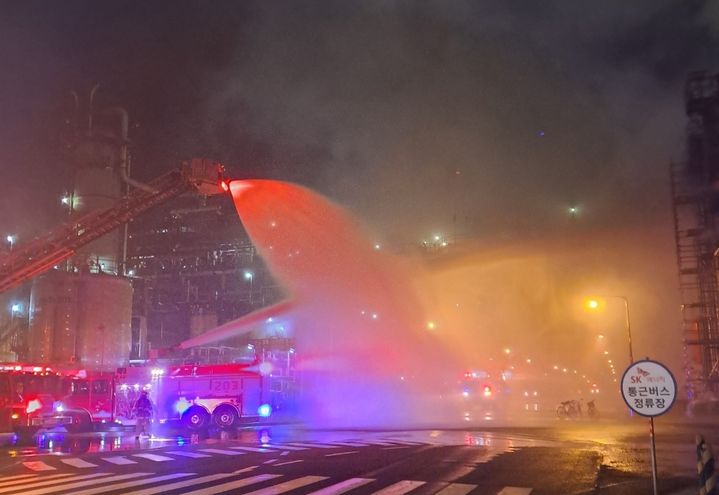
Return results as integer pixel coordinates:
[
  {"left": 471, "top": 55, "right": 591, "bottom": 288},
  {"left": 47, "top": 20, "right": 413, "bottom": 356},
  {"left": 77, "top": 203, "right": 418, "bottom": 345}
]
[{"left": 103, "top": 107, "right": 157, "bottom": 193}]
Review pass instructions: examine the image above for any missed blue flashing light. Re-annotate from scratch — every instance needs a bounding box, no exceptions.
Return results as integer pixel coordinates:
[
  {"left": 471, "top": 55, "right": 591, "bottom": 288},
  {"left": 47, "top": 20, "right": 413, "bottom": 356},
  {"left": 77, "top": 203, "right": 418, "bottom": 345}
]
[
  {"left": 258, "top": 404, "right": 272, "bottom": 417},
  {"left": 176, "top": 436, "right": 185, "bottom": 447}
]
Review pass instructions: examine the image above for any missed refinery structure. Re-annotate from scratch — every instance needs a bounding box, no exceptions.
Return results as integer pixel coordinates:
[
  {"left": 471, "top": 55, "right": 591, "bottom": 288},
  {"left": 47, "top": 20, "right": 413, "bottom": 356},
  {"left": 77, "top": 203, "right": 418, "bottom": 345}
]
[
  {"left": 672, "top": 70, "right": 719, "bottom": 400},
  {"left": 0, "top": 90, "right": 283, "bottom": 369}
]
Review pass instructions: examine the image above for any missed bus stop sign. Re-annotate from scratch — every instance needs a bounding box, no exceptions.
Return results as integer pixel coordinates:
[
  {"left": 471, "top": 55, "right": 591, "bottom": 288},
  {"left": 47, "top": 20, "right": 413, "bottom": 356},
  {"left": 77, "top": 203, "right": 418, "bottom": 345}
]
[{"left": 620, "top": 359, "right": 677, "bottom": 417}]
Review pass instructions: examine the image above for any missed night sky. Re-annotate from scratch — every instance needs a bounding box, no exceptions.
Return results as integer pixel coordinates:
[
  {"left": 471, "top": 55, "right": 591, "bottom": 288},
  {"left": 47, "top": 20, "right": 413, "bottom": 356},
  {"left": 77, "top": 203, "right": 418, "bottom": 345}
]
[
  {"left": 1, "top": 1, "right": 716, "bottom": 243},
  {"left": 2, "top": 2, "right": 719, "bottom": 369}
]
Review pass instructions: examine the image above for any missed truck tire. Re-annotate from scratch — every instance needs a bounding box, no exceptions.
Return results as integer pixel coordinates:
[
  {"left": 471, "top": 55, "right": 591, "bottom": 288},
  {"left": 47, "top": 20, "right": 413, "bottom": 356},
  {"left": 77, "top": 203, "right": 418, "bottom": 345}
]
[
  {"left": 213, "top": 405, "right": 239, "bottom": 429},
  {"left": 182, "top": 406, "right": 209, "bottom": 431},
  {"left": 66, "top": 412, "right": 93, "bottom": 433}
]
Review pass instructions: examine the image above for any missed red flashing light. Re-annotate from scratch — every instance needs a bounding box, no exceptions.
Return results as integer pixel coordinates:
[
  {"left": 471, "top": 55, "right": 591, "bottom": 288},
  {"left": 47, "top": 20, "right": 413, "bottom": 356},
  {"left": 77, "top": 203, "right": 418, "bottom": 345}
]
[{"left": 221, "top": 180, "right": 230, "bottom": 192}]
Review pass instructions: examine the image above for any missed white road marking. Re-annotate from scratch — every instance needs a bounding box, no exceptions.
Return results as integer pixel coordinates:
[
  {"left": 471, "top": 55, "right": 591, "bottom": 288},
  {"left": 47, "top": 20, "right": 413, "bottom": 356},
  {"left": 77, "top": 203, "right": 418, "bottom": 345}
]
[
  {"left": 102, "top": 456, "right": 137, "bottom": 465},
  {"left": 324, "top": 451, "right": 359, "bottom": 457},
  {"left": 60, "top": 458, "right": 98, "bottom": 468},
  {"left": 60, "top": 473, "right": 194, "bottom": 495},
  {"left": 0, "top": 473, "right": 73, "bottom": 489},
  {"left": 180, "top": 474, "right": 283, "bottom": 495},
  {"left": 264, "top": 458, "right": 279, "bottom": 464},
  {"left": 435, "top": 483, "right": 477, "bottom": 495},
  {"left": 231, "top": 446, "right": 276, "bottom": 453},
  {"left": 22, "top": 461, "right": 56, "bottom": 471},
  {"left": 382, "top": 446, "right": 411, "bottom": 450},
  {"left": 0, "top": 473, "right": 112, "bottom": 495},
  {"left": 19, "top": 473, "right": 150, "bottom": 495},
  {"left": 286, "top": 442, "right": 340, "bottom": 449},
  {"left": 122, "top": 468, "right": 259, "bottom": 495},
  {"left": 274, "top": 459, "right": 304, "bottom": 466},
  {"left": 497, "top": 488, "right": 532, "bottom": 495},
  {"left": 132, "top": 453, "right": 175, "bottom": 462},
  {"left": 198, "top": 448, "right": 245, "bottom": 456},
  {"left": 370, "top": 480, "right": 426, "bottom": 495},
  {"left": 265, "top": 444, "right": 307, "bottom": 451},
  {"left": 306, "top": 477, "right": 374, "bottom": 495},
  {"left": 326, "top": 442, "right": 372, "bottom": 447},
  {"left": 0, "top": 474, "right": 39, "bottom": 483},
  {"left": 165, "top": 450, "right": 212, "bottom": 458},
  {"left": 241, "top": 475, "right": 328, "bottom": 495}
]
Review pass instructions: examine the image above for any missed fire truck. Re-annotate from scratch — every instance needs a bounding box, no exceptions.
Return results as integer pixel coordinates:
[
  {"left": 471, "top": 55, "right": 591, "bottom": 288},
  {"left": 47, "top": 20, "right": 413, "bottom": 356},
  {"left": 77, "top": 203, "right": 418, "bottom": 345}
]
[{"left": 4, "top": 361, "right": 274, "bottom": 434}]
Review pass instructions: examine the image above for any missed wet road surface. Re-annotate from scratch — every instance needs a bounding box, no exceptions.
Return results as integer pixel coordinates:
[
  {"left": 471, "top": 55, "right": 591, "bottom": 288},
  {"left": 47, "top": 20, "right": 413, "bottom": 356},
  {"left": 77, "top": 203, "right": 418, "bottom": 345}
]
[{"left": 0, "top": 418, "right": 712, "bottom": 494}]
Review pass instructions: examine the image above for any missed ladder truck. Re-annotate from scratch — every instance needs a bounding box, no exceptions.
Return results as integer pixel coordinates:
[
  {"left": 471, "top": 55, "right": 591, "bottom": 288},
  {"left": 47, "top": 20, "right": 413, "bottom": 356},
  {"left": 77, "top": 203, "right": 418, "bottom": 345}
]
[{"left": 0, "top": 158, "right": 228, "bottom": 293}]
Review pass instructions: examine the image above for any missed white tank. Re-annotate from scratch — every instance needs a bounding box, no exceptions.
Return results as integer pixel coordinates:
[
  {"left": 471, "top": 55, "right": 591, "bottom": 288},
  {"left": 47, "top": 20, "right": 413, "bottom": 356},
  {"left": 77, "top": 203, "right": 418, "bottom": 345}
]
[{"left": 29, "top": 272, "right": 132, "bottom": 369}]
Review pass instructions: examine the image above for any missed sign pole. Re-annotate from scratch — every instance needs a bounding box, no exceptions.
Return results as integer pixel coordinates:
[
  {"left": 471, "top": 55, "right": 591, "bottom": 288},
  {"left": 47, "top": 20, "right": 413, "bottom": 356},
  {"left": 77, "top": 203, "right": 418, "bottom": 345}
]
[
  {"left": 620, "top": 359, "right": 677, "bottom": 495},
  {"left": 649, "top": 417, "right": 658, "bottom": 495}
]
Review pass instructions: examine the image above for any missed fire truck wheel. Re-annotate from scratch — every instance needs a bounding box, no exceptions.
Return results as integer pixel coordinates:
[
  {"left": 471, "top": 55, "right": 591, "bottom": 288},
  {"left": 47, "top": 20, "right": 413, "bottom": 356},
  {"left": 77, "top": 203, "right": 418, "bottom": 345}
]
[
  {"left": 66, "top": 413, "right": 92, "bottom": 433},
  {"left": 182, "top": 406, "right": 209, "bottom": 431},
  {"left": 213, "top": 405, "right": 239, "bottom": 429}
]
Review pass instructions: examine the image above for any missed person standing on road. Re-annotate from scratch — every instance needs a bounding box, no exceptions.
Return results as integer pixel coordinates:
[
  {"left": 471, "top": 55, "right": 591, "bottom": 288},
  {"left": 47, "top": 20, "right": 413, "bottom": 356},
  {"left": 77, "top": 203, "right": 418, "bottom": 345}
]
[{"left": 133, "top": 390, "right": 154, "bottom": 439}]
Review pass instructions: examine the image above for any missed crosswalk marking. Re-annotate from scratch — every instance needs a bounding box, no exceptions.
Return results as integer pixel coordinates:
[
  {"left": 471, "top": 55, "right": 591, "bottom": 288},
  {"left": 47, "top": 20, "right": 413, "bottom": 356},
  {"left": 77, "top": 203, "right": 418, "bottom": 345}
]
[
  {"left": 102, "top": 456, "right": 138, "bottom": 465},
  {"left": 166, "top": 450, "right": 212, "bottom": 458},
  {"left": 19, "top": 472, "right": 150, "bottom": 495},
  {"left": 22, "top": 461, "right": 56, "bottom": 471},
  {"left": 274, "top": 459, "right": 304, "bottom": 466},
  {"left": 286, "top": 442, "right": 340, "bottom": 449},
  {"left": 371, "top": 480, "right": 426, "bottom": 495},
  {"left": 132, "top": 453, "right": 175, "bottom": 462},
  {"left": 0, "top": 473, "right": 73, "bottom": 489},
  {"left": 122, "top": 469, "right": 257, "bottom": 495},
  {"left": 262, "top": 444, "right": 307, "bottom": 451},
  {"left": 60, "top": 473, "right": 194, "bottom": 495},
  {"left": 435, "top": 483, "right": 477, "bottom": 495},
  {"left": 198, "top": 448, "right": 245, "bottom": 456},
  {"left": 306, "top": 477, "right": 374, "bottom": 495},
  {"left": 497, "top": 488, "right": 532, "bottom": 495},
  {"left": 231, "top": 446, "right": 276, "bottom": 453},
  {"left": 180, "top": 474, "right": 283, "bottom": 495},
  {"left": 0, "top": 473, "right": 112, "bottom": 495},
  {"left": 0, "top": 474, "right": 40, "bottom": 483},
  {"left": 325, "top": 441, "right": 372, "bottom": 447},
  {"left": 61, "top": 458, "right": 98, "bottom": 469},
  {"left": 325, "top": 451, "right": 359, "bottom": 457},
  {"left": 241, "top": 475, "right": 328, "bottom": 495},
  {"left": 382, "top": 446, "right": 411, "bottom": 450}
]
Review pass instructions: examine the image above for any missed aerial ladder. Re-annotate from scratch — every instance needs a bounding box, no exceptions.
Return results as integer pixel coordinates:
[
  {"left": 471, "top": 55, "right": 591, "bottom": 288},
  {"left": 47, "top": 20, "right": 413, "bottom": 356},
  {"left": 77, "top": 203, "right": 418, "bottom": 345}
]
[{"left": 0, "top": 159, "right": 228, "bottom": 293}]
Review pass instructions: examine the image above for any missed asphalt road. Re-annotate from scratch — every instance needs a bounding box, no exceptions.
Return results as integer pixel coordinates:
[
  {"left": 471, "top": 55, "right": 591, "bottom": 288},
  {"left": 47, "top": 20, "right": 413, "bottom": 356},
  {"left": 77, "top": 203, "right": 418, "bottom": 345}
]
[{"left": 0, "top": 419, "right": 713, "bottom": 494}]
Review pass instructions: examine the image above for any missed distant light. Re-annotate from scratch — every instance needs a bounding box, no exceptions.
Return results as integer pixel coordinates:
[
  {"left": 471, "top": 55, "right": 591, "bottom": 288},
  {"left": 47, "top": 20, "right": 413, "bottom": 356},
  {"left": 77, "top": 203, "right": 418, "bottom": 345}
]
[
  {"left": 483, "top": 385, "right": 492, "bottom": 397},
  {"left": 562, "top": 368, "right": 568, "bottom": 373},
  {"left": 553, "top": 365, "right": 559, "bottom": 370},
  {"left": 603, "top": 351, "right": 609, "bottom": 355},
  {"left": 247, "top": 344, "right": 255, "bottom": 350},
  {"left": 503, "top": 348, "right": 511, "bottom": 355},
  {"left": 151, "top": 368, "right": 165, "bottom": 376},
  {"left": 433, "top": 234, "right": 441, "bottom": 241},
  {"left": 598, "top": 334, "right": 605, "bottom": 340},
  {"left": 258, "top": 404, "right": 272, "bottom": 417},
  {"left": 537, "top": 130, "right": 545, "bottom": 137},
  {"left": 270, "top": 221, "right": 277, "bottom": 228},
  {"left": 371, "top": 313, "right": 378, "bottom": 320},
  {"left": 258, "top": 362, "right": 273, "bottom": 375},
  {"left": 243, "top": 270, "right": 254, "bottom": 281},
  {"left": 374, "top": 243, "right": 381, "bottom": 250},
  {"left": 220, "top": 180, "right": 230, "bottom": 192},
  {"left": 6, "top": 235, "right": 15, "bottom": 244},
  {"left": 462, "top": 391, "right": 469, "bottom": 397},
  {"left": 586, "top": 299, "right": 600, "bottom": 310},
  {"left": 267, "top": 317, "right": 273, "bottom": 323},
  {"left": 127, "top": 269, "right": 135, "bottom": 277},
  {"left": 61, "top": 196, "right": 71, "bottom": 205},
  {"left": 526, "top": 358, "right": 532, "bottom": 364},
  {"left": 10, "top": 303, "right": 21, "bottom": 313},
  {"left": 426, "top": 321, "right": 436, "bottom": 330}
]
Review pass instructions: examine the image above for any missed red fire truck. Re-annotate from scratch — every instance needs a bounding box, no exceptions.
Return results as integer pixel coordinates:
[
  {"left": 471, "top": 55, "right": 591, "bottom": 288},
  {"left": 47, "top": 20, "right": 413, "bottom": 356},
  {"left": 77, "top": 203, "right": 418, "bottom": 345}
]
[{"left": 3, "top": 361, "right": 274, "bottom": 434}]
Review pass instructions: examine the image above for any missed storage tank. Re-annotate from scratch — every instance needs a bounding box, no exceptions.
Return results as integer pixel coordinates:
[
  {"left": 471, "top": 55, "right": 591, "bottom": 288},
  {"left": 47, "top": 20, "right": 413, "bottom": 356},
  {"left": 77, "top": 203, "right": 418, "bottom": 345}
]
[{"left": 29, "top": 272, "right": 132, "bottom": 369}]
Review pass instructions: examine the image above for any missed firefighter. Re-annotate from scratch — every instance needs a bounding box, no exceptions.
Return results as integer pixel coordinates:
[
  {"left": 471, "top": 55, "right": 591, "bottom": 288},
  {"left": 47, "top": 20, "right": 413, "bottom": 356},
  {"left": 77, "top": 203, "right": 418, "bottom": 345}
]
[{"left": 133, "top": 390, "right": 153, "bottom": 439}]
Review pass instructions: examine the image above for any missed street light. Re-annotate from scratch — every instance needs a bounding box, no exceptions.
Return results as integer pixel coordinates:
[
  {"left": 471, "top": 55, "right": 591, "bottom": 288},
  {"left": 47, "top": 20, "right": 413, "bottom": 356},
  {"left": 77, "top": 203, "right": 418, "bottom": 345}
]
[
  {"left": 6, "top": 235, "right": 15, "bottom": 250},
  {"left": 244, "top": 270, "right": 254, "bottom": 304},
  {"left": 584, "top": 295, "right": 634, "bottom": 364}
]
